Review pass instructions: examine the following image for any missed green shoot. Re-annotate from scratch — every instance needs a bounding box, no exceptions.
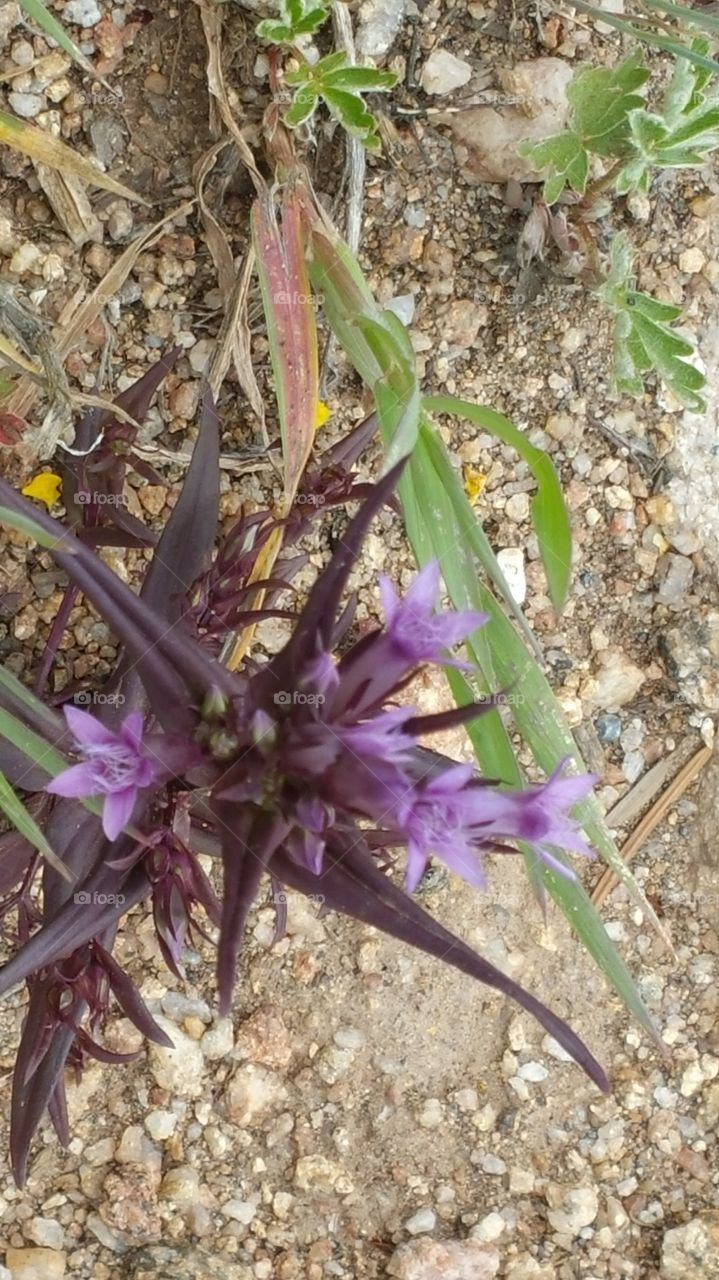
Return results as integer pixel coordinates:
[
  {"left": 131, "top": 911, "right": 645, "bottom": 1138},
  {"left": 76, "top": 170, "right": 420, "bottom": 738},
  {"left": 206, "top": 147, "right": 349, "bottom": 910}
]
[{"left": 284, "top": 53, "right": 397, "bottom": 148}]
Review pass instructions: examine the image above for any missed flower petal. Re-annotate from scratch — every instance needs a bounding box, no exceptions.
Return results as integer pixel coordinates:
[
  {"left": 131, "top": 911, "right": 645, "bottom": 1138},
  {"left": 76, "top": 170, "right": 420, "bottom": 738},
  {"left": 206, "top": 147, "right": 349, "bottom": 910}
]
[
  {"left": 378, "top": 574, "right": 400, "bottom": 626},
  {"left": 102, "top": 787, "right": 137, "bottom": 840},
  {"left": 45, "top": 762, "right": 98, "bottom": 798},
  {"left": 120, "top": 711, "right": 146, "bottom": 752},
  {"left": 405, "top": 560, "right": 441, "bottom": 613},
  {"left": 63, "top": 705, "right": 117, "bottom": 747}
]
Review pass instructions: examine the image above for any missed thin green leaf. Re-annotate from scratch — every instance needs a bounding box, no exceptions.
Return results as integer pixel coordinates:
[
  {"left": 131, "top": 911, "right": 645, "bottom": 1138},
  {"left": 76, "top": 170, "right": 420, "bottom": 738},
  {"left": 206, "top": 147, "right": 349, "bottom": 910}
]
[
  {"left": 569, "top": 0, "right": 719, "bottom": 73},
  {"left": 0, "top": 503, "right": 77, "bottom": 551},
  {"left": 353, "top": 313, "right": 421, "bottom": 468},
  {"left": 18, "top": 0, "right": 105, "bottom": 83},
  {"left": 424, "top": 395, "right": 573, "bottom": 611},
  {"left": 0, "top": 707, "right": 68, "bottom": 780},
  {"left": 640, "top": 0, "right": 719, "bottom": 34},
  {"left": 0, "top": 769, "right": 70, "bottom": 880}
]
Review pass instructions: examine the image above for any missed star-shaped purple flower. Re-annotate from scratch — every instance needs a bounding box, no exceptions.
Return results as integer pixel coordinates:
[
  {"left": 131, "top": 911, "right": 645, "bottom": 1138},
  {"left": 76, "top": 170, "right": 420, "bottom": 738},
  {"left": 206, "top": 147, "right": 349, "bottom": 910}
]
[
  {"left": 379, "top": 560, "right": 488, "bottom": 668},
  {"left": 395, "top": 759, "right": 596, "bottom": 892},
  {"left": 46, "top": 707, "right": 160, "bottom": 840},
  {"left": 396, "top": 763, "right": 491, "bottom": 892}
]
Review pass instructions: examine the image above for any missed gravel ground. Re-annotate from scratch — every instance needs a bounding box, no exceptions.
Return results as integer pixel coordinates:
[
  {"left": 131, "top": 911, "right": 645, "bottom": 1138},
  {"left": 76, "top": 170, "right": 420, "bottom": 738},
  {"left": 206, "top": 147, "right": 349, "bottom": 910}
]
[{"left": 0, "top": 0, "right": 718, "bottom": 1276}]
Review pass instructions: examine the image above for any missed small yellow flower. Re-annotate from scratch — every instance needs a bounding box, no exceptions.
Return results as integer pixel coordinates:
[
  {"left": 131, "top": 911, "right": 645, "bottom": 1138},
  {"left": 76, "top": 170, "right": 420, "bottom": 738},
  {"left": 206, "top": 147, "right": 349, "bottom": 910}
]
[
  {"left": 21, "top": 471, "right": 62, "bottom": 509},
  {"left": 315, "top": 400, "right": 331, "bottom": 430},
  {"left": 463, "top": 465, "right": 486, "bottom": 505}
]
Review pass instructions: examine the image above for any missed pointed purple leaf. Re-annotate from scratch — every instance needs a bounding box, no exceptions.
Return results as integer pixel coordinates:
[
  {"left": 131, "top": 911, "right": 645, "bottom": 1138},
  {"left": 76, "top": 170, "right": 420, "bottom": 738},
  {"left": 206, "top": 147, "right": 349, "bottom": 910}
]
[{"left": 272, "top": 833, "right": 609, "bottom": 1092}]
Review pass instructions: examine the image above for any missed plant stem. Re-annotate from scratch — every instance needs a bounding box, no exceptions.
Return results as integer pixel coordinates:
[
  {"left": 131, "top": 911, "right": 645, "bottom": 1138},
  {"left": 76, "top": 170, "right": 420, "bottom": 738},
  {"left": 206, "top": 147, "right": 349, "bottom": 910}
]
[{"left": 583, "top": 158, "right": 625, "bottom": 204}]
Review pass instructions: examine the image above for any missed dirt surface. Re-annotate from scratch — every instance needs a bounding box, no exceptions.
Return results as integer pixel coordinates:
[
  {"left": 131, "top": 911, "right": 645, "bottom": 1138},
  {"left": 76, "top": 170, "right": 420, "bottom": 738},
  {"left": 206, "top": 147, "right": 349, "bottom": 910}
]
[{"left": 0, "top": 0, "right": 718, "bottom": 1277}]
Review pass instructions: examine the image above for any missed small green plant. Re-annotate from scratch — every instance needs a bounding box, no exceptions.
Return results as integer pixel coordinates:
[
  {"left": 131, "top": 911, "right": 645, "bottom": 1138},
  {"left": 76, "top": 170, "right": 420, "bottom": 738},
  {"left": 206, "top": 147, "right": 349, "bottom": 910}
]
[
  {"left": 600, "top": 233, "right": 706, "bottom": 409},
  {"left": 283, "top": 54, "right": 396, "bottom": 148},
  {"left": 256, "top": 0, "right": 330, "bottom": 43},
  {"left": 529, "top": 51, "right": 651, "bottom": 204},
  {"left": 525, "top": 40, "right": 719, "bottom": 408},
  {"left": 257, "top": 1, "right": 397, "bottom": 148}
]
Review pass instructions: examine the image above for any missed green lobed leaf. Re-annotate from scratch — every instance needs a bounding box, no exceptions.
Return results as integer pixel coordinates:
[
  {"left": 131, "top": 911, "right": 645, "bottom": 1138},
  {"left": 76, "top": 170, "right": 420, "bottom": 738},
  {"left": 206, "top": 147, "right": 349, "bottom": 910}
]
[
  {"left": 568, "top": 51, "right": 650, "bottom": 155},
  {"left": 322, "top": 65, "right": 398, "bottom": 91},
  {"left": 322, "top": 86, "right": 379, "bottom": 144},
  {"left": 257, "top": 0, "right": 329, "bottom": 41},
  {"left": 525, "top": 132, "right": 590, "bottom": 202},
  {"left": 663, "top": 37, "right": 715, "bottom": 122},
  {"left": 285, "top": 89, "right": 318, "bottom": 127}
]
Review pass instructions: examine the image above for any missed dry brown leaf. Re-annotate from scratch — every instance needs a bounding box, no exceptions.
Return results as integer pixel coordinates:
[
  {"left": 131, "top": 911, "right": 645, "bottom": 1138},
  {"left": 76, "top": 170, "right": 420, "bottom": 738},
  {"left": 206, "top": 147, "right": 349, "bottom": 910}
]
[
  {"left": 199, "top": 2, "right": 265, "bottom": 196},
  {"left": 33, "top": 163, "right": 103, "bottom": 248}
]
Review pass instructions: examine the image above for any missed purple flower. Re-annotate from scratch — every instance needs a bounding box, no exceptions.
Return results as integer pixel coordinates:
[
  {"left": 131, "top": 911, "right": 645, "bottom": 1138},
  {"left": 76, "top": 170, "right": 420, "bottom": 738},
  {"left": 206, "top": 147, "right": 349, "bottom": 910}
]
[
  {"left": 395, "top": 759, "right": 596, "bottom": 892},
  {"left": 465, "top": 760, "right": 596, "bottom": 876},
  {"left": 337, "top": 706, "right": 416, "bottom": 765},
  {"left": 46, "top": 707, "right": 159, "bottom": 840},
  {"left": 288, "top": 796, "right": 336, "bottom": 874},
  {"left": 395, "top": 764, "right": 490, "bottom": 893},
  {"left": 379, "top": 560, "right": 487, "bottom": 667}
]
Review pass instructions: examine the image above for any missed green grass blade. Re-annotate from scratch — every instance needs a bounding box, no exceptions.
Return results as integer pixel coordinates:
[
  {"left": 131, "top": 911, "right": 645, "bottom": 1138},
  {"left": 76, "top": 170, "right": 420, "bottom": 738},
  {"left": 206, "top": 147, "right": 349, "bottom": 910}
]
[
  {"left": 0, "top": 503, "right": 77, "bottom": 552},
  {"left": 301, "top": 180, "right": 660, "bottom": 1039},
  {"left": 637, "top": 0, "right": 719, "bottom": 34},
  {"left": 0, "top": 662, "right": 67, "bottom": 741},
  {"left": 541, "top": 860, "right": 662, "bottom": 1041},
  {"left": 0, "top": 768, "right": 70, "bottom": 879},
  {"left": 424, "top": 395, "right": 573, "bottom": 610},
  {"left": 405, "top": 456, "right": 661, "bottom": 1041},
  {"left": 571, "top": 0, "right": 719, "bottom": 71},
  {"left": 18, "top": 0, "right": 106, "bottom": 81},
  {"left": 417, "top": 422, "right": 543, "bottom": 657},
  {"left": 404, "top": 444, "right": 519, "bottom": 782},
  {"left": 0, "top": 706, "right": 68, "bottom": 780}
]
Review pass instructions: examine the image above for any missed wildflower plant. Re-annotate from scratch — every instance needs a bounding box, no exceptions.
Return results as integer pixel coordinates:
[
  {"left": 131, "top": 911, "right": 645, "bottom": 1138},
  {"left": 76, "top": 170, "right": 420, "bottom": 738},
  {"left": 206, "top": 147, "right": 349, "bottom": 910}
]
[
  {"left": 523, "top": 40, "right": 719, "bottom": 408},
  {"left": 0, "top": 384, "right": 616, "bottom": 1183}
]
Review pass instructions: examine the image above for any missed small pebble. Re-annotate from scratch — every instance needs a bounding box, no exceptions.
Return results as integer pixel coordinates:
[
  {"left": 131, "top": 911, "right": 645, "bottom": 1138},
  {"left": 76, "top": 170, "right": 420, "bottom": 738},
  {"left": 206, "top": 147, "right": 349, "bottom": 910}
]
[
  {"left": 595, "top": 712, "right": 621, "bottom": 744},
  {"left": 496, "top": 548, "right": 527, "bottom": 605},
  {"left": 678, "top": 247, "right": 706, "bottom": 274},
  {"left": 64, "top": 0, "right": 102, "bottom": 25},
  {"left": 518, "top": 1060, "right": 548, "bottom": 1083},
  {"left": 10, "top": 242, "right": 41, "bottom": 274},
  {"left": 8, "top": 92, "right": 43, "bottom": 119},
  {"left": 404, "top": 1206, "right": 437, "bottom": 1235}
]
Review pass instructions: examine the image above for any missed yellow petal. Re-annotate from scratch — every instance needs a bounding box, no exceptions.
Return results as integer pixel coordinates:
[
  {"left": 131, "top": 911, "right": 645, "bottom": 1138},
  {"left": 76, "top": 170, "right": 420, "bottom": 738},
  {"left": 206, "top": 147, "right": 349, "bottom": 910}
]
[
  {"left": 315, "top": 400, "right": 331, "bottom": 430},
  {"left": 22, "top": 471, "right": 62, "bottom": 508},
  {"left": 463, "top": 465, "right": 486, "bottom": 505}
]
